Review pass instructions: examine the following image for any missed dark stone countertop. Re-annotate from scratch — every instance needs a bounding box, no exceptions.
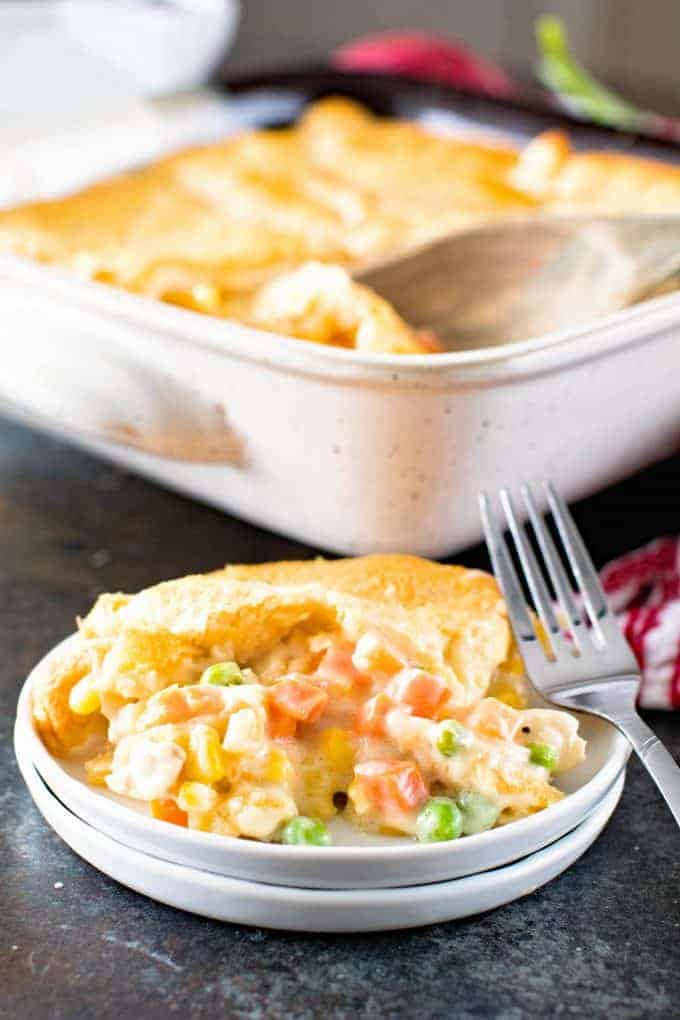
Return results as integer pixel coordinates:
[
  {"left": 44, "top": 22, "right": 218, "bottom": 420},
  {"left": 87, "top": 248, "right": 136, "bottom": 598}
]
[{"left": 2, "top": 417, "right": 679, "bottom": 1020}]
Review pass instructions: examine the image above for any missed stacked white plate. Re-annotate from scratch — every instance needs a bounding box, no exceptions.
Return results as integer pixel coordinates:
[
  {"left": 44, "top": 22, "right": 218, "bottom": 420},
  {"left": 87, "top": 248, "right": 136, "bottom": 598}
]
[{"left": 15, "top": 644, "right": 630, "bottom": 932}]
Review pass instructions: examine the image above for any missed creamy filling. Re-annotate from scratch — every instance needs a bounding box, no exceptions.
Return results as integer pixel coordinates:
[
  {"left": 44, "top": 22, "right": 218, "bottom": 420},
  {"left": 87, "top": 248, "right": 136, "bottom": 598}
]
[{"left": 71, "top": 625, "right": 585, "bottom": 842}]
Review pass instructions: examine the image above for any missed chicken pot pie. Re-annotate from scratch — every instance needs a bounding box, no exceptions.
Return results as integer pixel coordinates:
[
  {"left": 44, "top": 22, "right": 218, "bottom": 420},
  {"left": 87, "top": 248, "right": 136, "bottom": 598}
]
[
  {"left": 3, "top": 98, "right": 680, "bottom": 354},
  {"left": 31, "top": 554, "right": 585, "bottom": 844}
]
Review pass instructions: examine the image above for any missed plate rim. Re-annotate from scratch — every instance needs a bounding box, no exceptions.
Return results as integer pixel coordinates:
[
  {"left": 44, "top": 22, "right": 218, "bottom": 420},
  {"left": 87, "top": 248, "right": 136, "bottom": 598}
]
[{"left": 15, "top": 738, "right": 625, "bottom": 930}]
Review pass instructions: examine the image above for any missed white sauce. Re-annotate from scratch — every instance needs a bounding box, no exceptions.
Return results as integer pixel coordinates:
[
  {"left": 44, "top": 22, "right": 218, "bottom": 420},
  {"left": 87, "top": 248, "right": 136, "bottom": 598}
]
[{"left": 107, "top": 737, "right": 185, "bottom": 800}]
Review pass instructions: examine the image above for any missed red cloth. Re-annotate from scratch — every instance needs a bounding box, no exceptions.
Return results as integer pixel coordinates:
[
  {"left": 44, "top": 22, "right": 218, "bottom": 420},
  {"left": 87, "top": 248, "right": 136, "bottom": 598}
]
[{"left": 601, "top": 538, "right": 680, "bottom": 708}]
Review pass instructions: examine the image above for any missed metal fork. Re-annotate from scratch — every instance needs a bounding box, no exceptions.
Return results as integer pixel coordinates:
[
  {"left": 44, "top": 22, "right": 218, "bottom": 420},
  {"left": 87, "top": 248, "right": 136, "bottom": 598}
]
[{"left": 479, "top": 482, "right": 680, "bottom": 827}]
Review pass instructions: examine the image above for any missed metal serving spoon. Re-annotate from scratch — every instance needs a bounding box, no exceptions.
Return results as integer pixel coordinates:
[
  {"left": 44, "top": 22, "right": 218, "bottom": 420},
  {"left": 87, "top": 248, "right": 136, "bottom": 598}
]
[{"left": 355, "top": 216, "right": 680, "bottom": 351}]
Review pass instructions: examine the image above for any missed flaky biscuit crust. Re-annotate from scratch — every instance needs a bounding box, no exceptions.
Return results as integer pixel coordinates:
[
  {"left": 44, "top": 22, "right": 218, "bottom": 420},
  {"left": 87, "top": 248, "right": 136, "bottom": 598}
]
[
  {"left": 7, "top": 99, "right": 678, "bottom": 351},
  {"left": 31, "top": 554, "right": 510, "bottom": 752}
]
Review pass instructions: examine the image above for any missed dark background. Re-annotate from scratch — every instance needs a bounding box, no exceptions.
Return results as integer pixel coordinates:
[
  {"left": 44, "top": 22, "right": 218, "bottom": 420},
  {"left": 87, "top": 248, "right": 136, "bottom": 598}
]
[{"left": 2, "top": 416, "right": 679, "bottom": 1019}]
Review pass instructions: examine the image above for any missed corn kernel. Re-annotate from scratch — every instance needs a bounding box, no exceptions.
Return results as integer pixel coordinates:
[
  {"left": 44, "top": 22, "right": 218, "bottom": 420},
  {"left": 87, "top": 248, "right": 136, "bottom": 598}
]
[
  {"left": 69, "top": 676, "right": 101, "bottom": 716},
  {"left": 264, "top": 747, "right": 292, "bottom": 785},
  {"left": 177, "top": 781, "right": 218, "bottom": 813},
  {"left": 487, "top": 680, "right": 526, "bottom": 710},
  {"left": 487, "top": 640, "right": 528, "bottom": 709},
  {"left": 300, "top": 765, "right": 335, "bottom": 819},
  {"left": 186, "top": 810, "right": 216, "bottom": 832},
  {"left": 185, "top": 724, "right": 226, "bottom": 783},
  {"left": 319, "top": 728, "right": 355, "bottom": 774}
]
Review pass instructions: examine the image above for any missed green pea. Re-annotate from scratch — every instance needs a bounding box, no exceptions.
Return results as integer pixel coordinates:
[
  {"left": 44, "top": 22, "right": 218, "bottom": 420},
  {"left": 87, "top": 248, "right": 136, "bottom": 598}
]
[
  {"left": 416, "top": 797, "right": 463, "bottom": 843},
  {"left": 280, "top": 816, "right": 330, "bottom": 847},
  {"left": 457, "top": 790, "right": 500, "bottom": 835},
  {"left": 201, "top": 661, "right": 244, "bottom": 686},
  {"left": 529, "top": 742, "right": 559, "bottom": 771},
  {"left": 435, "top": 720, "right": 473, "bottom": 757}
]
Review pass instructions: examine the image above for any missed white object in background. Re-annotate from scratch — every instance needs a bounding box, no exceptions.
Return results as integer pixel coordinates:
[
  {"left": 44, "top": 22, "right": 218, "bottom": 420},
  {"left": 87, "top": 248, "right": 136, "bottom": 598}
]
[
  {"left": 0, "top": 1, "right": 239, "bottom": 111},
  {"left": 15, "top": 737, "right": 625, "bottom": 932},
  {"left": 58, "top": 1, "right": 240, "bottom": 97},
  {"left": 0, "top": 1, "right": 240, "bottom": 205},
  {"left": 15, "top": 646, "right": 629, "bottom": 888},
  {"left": 0, "top": 91, "right": 249, "bottom": 207}
]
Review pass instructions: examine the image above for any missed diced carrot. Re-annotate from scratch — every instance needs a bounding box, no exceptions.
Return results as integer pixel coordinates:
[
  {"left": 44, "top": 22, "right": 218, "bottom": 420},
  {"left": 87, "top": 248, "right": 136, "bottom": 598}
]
[
  {"left": 267, "top": 704, "right": 298, "bottom": 739},
  {"left": 268, "top": 679, "right": 328, "bottom": 723},
  {"left": 354, "top": 692, "right": 395, "bottom": 738},
  {"left": 150, "top": 798, "right": 188, "bottom": 827},
  {"left": 315, "top": 644, "right": 371, "bottom": 692},
  {"left": 391, "top": 764, "right": 428, "bottom": 810},
  {"left": 388, "top": 668, "right": 449, "bottom": 719},
  {"left": 353, "top": 759, "right": 428, "bottom": 814}
]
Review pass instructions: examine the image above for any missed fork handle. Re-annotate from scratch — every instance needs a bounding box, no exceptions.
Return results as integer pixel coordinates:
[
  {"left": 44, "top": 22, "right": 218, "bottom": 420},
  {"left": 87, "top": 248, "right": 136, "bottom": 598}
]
[{"left": 615, "top": 713, "right": 680, "bottom": 827}]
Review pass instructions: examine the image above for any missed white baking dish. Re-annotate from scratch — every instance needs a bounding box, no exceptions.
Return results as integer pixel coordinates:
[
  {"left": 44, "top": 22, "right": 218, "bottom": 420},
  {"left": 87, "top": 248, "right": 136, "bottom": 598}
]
[
  {"left": 3, "top": 73, "right": 680, "bottom": 555},
  {"left": 2, "top": 251, "right": 680, "bottom": 555}
]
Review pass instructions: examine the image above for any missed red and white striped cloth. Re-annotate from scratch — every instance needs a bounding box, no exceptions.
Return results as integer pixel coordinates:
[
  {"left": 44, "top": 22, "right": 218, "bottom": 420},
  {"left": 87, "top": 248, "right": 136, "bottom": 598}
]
[{"left": 602, "top": 538, "right": 680, "bottom": 709}]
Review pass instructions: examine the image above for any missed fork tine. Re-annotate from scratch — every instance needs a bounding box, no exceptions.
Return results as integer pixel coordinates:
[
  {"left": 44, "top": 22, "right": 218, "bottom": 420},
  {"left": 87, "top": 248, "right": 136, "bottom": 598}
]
[
  {"left": 544, "top": 482, "right": 608, "bottom": 632},
  {"left": 521, "top": 484, "right": 588, "bottom": 651},
  {"left": 500, "top": 489, "right": 569, "bottom": 659},
  {"left": 478, "top": 492, "right": 546, "bottom": 670}
]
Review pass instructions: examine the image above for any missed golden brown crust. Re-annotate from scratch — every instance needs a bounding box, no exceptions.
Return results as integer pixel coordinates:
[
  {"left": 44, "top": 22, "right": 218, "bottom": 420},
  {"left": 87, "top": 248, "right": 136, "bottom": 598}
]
[
  {"left": 0, "top": 98, "right": 534, "bottom": 353},
  {"left": 221, "top": 555, "right": 510, "bottom": 706},
  {"left": 512, "top": 129, "right": 680, "bottom": 212},
  {"left": 78, "top": 592, "right": 131, "bottom": 637},
  {"left": 221, "top": 553, "right": 502, "bottom": 614},
  {"left": 120, "top": 574, "right": 337, "bottom": 646},
  {"left": 31, "top": 637, "right": 106, "bottom": 754},
  {"left": 4, "top": 100, "right": 680, "bottom": 354},
  {"left": 31, "top": 555, "right": 510, "bottom": 752}
]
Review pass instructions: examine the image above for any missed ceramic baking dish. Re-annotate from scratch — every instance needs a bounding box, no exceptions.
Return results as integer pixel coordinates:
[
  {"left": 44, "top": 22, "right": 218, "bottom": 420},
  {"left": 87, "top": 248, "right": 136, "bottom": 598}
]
[{"left": 2, "top": 72, "right": 680, "bottom": 555}]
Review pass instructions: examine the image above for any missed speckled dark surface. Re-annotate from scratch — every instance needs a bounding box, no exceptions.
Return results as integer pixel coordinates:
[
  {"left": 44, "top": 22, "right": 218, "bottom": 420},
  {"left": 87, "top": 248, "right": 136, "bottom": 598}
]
[{"left": 2, "top": 417, "right": 680, "bottom": 1020}]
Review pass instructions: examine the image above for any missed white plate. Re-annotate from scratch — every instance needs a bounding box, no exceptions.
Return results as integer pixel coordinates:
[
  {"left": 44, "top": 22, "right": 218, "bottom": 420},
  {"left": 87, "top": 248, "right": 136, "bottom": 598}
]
[
  {"left": 15, "top": 736, "right": 625, "bottom": 933},
  {"left": 17, "top": 651, "right": 629, "bottom": 888}
]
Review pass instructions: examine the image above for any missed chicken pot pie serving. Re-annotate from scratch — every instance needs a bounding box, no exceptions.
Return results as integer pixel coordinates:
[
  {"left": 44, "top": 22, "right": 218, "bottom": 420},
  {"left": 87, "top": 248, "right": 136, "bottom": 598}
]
[
  {"left": 3, "top": 97, "right": 680, "bottom": 354},
  {"left": 32, "top": 555, "right": 585, "bottom": 845}
]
